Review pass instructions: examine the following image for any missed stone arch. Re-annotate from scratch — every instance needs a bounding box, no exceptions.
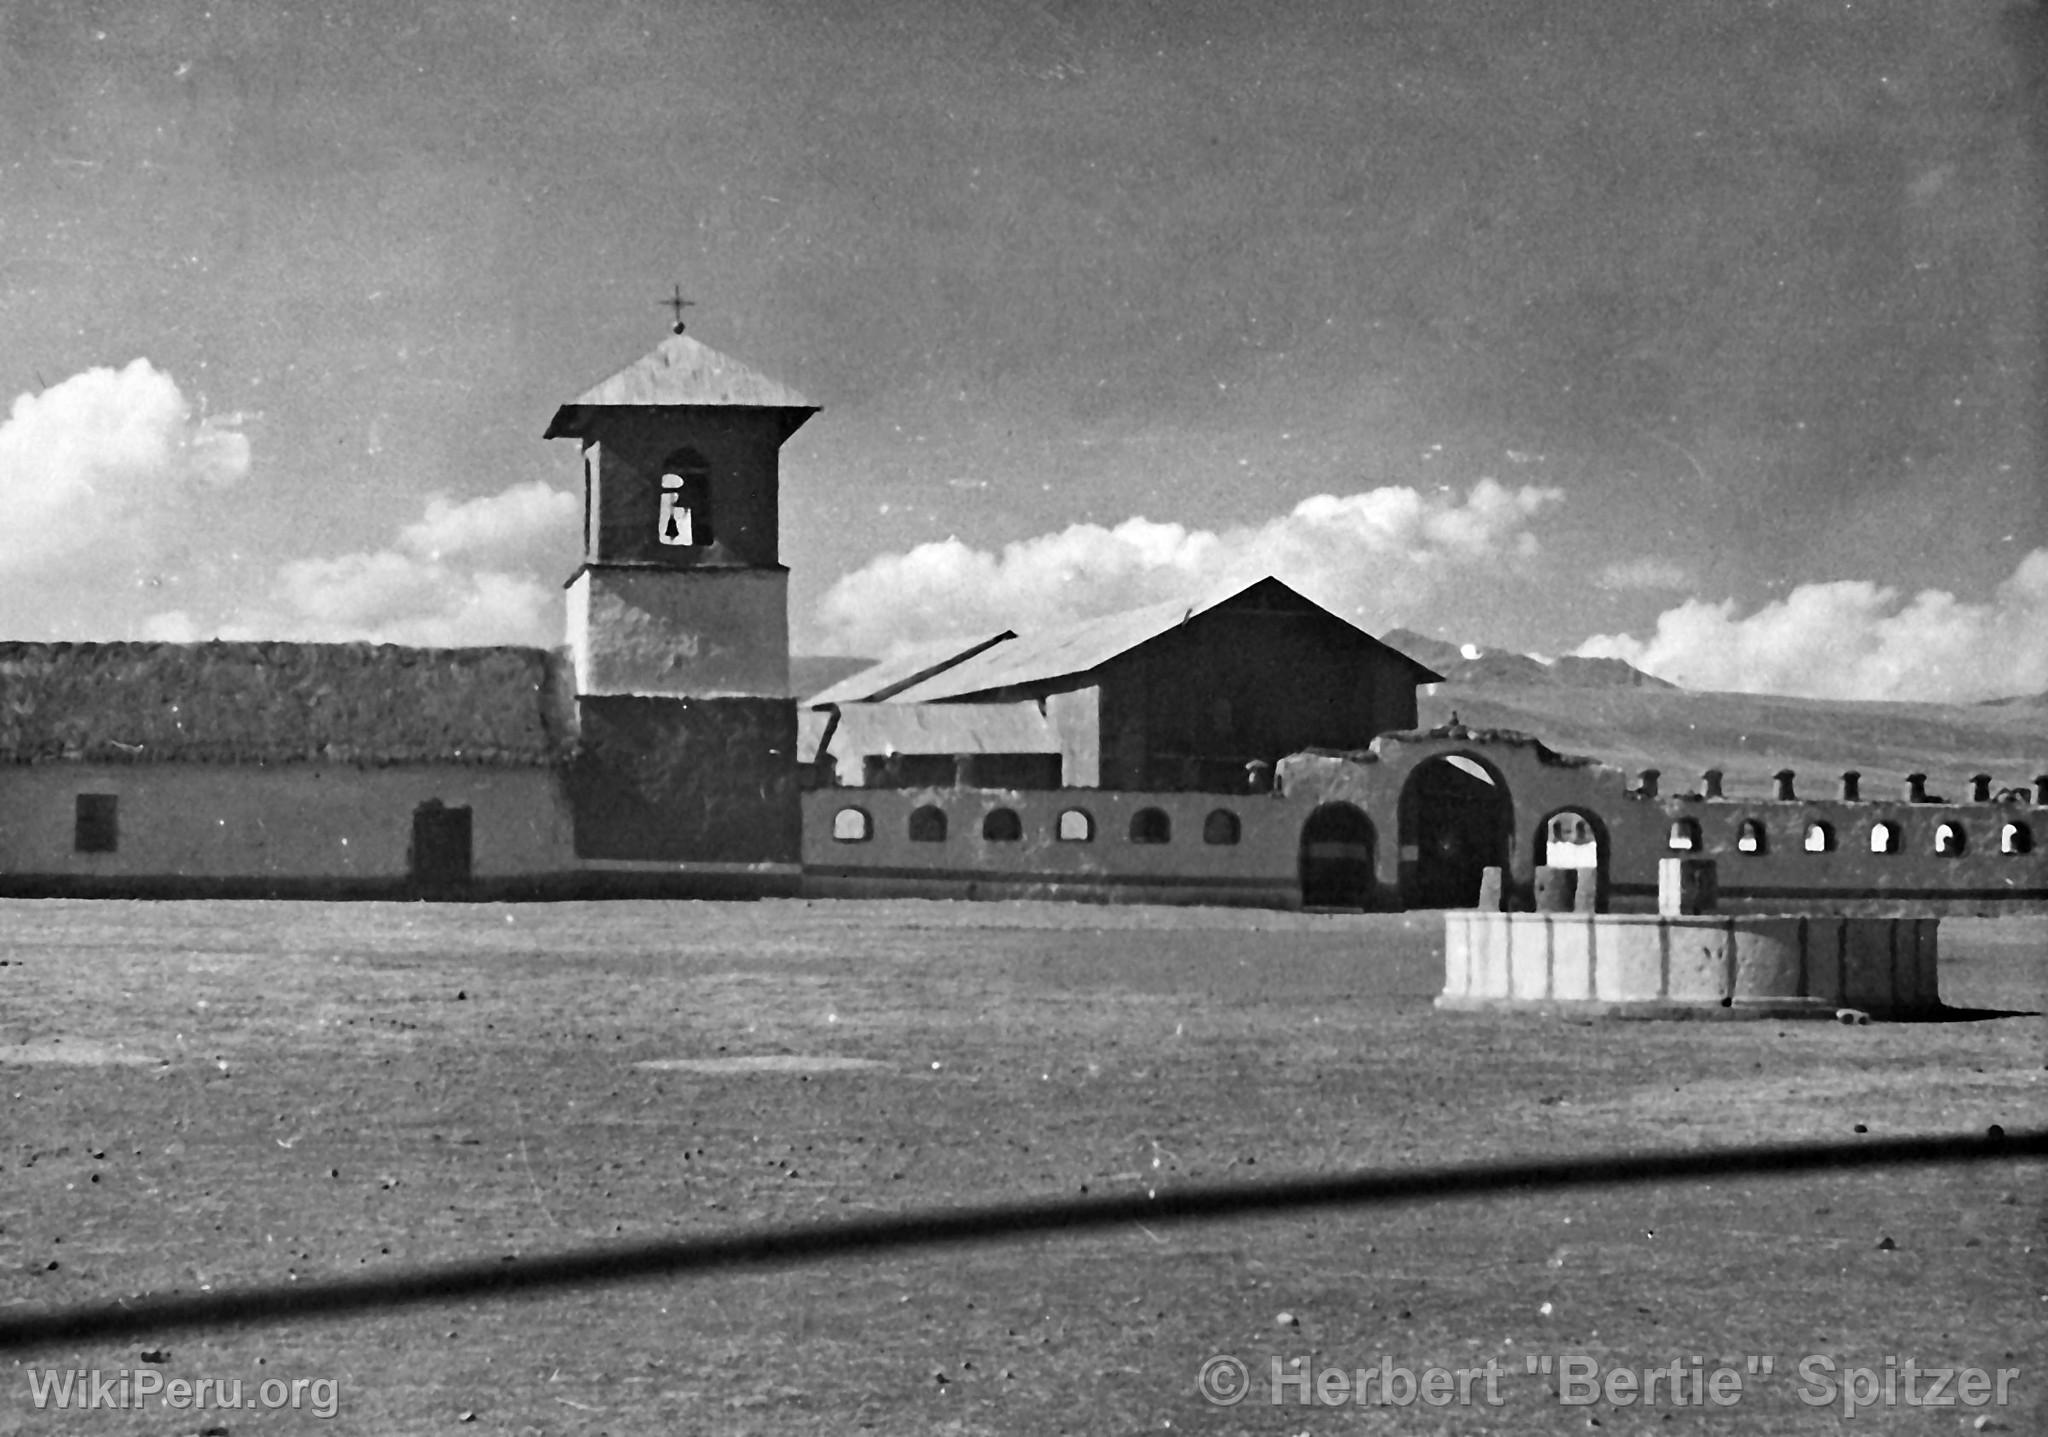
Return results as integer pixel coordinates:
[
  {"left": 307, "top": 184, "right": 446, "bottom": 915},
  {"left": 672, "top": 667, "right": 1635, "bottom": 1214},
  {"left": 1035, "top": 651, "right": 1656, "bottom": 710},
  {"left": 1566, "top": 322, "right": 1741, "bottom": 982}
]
[
  {"left": 1535, "top": 806, "right": 1608, "bottom": 909},
  {"left": 1299, "top": 802, "right": 1376, "bottom": 910},
  {"left": 1398, "top": 752, "right": 1513, "bottom": 908},
  {"left": 1129, "top": 807, "right": 1171, "bottom": 844}
]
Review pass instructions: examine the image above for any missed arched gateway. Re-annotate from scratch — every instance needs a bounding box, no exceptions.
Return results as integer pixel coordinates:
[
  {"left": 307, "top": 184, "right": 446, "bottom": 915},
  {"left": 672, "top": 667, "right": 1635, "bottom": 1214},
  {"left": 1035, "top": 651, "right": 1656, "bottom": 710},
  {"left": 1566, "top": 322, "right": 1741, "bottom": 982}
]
[
  {"left": 1398, "top": 753, "right": 1512, "bottom": 908},
  {"left": 1299, "top": 802, "right": 1376, "bottom": 909}
]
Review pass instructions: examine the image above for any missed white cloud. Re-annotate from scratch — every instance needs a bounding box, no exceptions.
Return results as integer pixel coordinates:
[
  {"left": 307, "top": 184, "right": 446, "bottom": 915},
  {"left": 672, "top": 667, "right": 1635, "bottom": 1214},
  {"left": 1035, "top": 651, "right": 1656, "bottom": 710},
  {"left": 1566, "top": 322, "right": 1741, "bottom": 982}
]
[
  {"left": 399, "top": 480, "right": 577, "bottom": 564},
  {"left": 1576, "top": 549, "right": 2048, "bottom": 701},
  {"left": 814, "top": 479, "right": 1564, "bottom": 654},
  {"left": 0, "top": 361, "right": 574, "bottom": 646},
  {"left": 237, "top": 482, "right": 575, "bottom": 647},
  {"left": 138, "top": 609, "right": 204, "bottom": 642},
  {"left": 1594, "top": 556, "right": 1695, "bottom": 592},
  {"left": 258, "top": 555, "right": 561, "bottom": 647},
  {"left": 0, "top": 358, "right": 248, "bottom": 585}
]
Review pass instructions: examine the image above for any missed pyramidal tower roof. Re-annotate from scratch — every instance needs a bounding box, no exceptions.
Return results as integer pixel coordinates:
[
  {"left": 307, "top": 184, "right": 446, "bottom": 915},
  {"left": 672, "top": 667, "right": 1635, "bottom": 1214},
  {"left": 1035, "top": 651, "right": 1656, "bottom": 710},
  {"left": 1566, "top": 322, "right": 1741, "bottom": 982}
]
[{"left": 545, "top": 330, "right": 817, "bottom": 439}]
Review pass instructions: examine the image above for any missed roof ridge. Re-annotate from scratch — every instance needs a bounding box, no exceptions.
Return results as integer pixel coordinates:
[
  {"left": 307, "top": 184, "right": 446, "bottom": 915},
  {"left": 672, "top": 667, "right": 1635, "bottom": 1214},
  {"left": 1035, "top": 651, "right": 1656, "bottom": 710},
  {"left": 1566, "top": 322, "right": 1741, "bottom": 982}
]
[{"left": 556, "top": 331, "right": 814, "bottom": 414}]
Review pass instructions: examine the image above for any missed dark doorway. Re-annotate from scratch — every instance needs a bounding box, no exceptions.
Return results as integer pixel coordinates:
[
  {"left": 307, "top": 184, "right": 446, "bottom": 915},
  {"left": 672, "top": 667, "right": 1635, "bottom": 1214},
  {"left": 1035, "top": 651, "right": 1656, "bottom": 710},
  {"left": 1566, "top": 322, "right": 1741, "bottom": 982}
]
[
  {"left": 1299, "top": 802, "right": 1376, "bottom": 909},
  {"left": 1399, "top": 755, "right": 1512, "bottom": 907},
  {"left": 410, "top": 801, "right": 473, "bottom": 892}
]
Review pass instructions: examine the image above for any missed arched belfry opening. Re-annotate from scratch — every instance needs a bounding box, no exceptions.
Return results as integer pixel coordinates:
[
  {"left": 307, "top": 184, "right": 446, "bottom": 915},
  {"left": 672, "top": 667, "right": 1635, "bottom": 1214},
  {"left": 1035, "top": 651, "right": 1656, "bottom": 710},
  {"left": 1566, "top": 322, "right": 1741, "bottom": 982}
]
[
  {"left": 1398, "top": 753, "right": 1512, "bottom": 907},
  {"left": 656, "top": 448, "right": 713, "bottom": 550},
  {"left": 1299, "top": 802, "right": 1376, "bottom": 909}
]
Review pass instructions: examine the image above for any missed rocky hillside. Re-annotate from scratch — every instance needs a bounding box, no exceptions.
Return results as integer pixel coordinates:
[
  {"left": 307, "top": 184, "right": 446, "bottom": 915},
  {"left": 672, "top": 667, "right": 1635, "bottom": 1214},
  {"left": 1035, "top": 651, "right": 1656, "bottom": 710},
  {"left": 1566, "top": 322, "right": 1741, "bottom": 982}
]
[{"left": 1380, "top": 628, "right": 1676, "bottom": 690}]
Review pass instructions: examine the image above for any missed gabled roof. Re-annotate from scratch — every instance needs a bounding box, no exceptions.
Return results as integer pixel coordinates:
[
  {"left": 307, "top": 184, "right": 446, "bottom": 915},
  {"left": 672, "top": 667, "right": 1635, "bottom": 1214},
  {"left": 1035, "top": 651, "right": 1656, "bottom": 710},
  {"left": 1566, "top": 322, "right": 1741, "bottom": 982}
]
[
  {"left": 800, "top": 700, "right": 1060, "bottom": 765},
  {"left": 544, "top": 331, "right": 817, "bottom": 439},
  {"left": 804, "top": 631, "right": 1015, "bottom": 707},
  {"left": 881, "top": 576, "right": 1443, "bottom": 702},
  {"left": 0, "top": 642, "right": 577, "bottom": 766}
]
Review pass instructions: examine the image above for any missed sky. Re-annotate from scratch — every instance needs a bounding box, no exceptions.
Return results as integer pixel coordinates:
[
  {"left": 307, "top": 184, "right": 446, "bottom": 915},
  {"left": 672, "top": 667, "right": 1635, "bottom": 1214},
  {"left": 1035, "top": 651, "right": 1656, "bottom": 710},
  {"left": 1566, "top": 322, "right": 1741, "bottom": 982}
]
[{"left": 2, "top": 0, "right": 2045, "bottom": 702}]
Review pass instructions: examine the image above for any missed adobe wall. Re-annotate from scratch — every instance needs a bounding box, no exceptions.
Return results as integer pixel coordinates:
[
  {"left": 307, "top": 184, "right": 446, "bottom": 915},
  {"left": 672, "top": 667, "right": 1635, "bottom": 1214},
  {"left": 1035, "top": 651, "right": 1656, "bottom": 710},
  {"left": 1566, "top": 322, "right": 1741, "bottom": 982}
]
[
  {"left": 566, "top": 567, "right": 790, "bottom": 699},
  {"left": 1281, "top": 731, "right": 2048, "bottom": 914},
  {"left": 1613, "top": 794, "right": 2045, "bottom": 912},
  {"left": 801, "top": 786, "right": 1305, "bottom": 906},
  {"left": 569, "top": 695, "right": 800, "bottom": 866},
  {"left": 0, "top": 763, "right": 577, "bottom": 898}
]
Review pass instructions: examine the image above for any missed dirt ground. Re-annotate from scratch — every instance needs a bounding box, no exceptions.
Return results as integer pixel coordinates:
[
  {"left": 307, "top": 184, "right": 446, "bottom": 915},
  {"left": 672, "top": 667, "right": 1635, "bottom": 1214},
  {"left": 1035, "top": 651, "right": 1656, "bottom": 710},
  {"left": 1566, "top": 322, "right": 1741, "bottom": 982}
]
[{"left": 0, "top": 898, "right": 2042, "bottom": 1435}]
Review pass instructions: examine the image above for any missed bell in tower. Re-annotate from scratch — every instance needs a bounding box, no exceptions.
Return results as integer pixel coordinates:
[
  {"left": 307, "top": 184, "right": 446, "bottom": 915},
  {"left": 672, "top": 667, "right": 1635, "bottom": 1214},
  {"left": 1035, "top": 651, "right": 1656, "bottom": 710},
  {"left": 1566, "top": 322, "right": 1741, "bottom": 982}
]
[{"left": 545, "top": 317, "right": 817, "bottom": 887}]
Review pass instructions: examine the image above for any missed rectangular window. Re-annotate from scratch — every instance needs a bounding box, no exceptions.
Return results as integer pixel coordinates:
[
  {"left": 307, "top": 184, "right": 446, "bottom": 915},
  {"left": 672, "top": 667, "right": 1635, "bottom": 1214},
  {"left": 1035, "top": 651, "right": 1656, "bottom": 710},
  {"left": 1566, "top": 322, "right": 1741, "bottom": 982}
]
[{"left": 75, "top": 793, "right": 119, "bottom": 853}]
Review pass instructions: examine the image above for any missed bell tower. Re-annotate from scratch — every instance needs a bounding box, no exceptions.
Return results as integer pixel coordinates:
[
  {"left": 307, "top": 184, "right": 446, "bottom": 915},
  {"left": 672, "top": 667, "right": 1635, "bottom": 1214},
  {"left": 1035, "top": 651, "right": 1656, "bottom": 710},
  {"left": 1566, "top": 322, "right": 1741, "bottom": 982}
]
[{"left": 546, "top": 319, "right": 817, "bottom": 887}]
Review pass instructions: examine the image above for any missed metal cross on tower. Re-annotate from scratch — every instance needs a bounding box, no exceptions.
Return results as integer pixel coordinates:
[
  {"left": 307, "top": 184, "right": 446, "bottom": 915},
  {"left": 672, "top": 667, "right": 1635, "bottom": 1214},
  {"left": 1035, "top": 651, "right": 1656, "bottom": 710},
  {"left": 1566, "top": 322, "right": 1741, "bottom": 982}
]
[{"left": 661, "top": 285, "right": 696, "bottom": 334}]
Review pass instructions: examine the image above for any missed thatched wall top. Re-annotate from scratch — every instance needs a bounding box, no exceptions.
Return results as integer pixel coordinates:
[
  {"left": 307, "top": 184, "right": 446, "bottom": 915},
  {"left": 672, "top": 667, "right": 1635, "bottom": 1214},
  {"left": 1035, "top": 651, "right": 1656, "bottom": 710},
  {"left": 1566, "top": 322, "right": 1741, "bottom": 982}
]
[{"left": 0, "top": 642, "right": 577, "bottom": 766}]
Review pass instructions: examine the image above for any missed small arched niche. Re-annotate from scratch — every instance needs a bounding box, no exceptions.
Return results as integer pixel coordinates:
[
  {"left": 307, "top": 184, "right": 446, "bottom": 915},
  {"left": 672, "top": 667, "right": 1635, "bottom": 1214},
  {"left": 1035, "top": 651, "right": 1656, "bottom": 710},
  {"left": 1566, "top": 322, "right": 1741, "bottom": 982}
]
[{"left": 1129, "top": 807, "right": 1172, "bottom": 844}]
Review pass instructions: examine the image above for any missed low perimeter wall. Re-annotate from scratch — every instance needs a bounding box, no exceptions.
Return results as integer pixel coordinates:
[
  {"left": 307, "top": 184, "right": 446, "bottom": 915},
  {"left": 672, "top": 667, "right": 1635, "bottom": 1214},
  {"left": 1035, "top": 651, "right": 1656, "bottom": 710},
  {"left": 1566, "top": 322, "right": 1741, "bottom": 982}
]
[
  {"left": 799, "top": 787, "right": 1302, "bottom": 907},
  {"left": 1439, "top": 910, "right": 1941, "bottom": 1019}
]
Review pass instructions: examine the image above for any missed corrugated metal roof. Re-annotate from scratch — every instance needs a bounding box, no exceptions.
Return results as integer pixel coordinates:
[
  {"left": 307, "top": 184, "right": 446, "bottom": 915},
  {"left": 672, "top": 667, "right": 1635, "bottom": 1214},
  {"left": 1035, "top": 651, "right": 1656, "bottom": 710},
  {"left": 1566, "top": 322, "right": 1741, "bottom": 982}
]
[
  {"left": 804, "top": 632, "right": 1015, "bottom": 706},
  {"left": 797, "top": 707, "right": 837, "bottom": 765},
  {"left": 0, "top": 642, "right": 577, "bottom": 766},
  {"left": 810, "top": 701, "right": 1059, "bottom": 764},
  {"left": 544, "top": 332, "right": 816, "bottom": 438},
  {"left": 884, "top": 576, "right": 1441, "bottom": 701}
]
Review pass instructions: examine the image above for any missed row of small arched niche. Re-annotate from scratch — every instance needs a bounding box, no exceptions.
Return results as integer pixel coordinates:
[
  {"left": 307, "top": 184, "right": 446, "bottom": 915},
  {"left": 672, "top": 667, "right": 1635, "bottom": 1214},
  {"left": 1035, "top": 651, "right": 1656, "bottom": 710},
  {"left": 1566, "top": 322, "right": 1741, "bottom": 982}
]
[{"left": 1630, "top": 769, "right": 2044, "bottom": 805}]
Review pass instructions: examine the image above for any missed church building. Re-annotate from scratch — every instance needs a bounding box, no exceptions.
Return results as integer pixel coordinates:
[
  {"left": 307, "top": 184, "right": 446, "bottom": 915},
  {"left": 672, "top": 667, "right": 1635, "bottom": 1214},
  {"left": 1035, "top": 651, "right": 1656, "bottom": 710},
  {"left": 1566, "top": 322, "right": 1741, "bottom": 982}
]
[
  {"left": 0, "top": 321, "right": 819, "bottom": 899},
  {"left": 1, "top": 318, "right": 2039, "bottom": 915}
]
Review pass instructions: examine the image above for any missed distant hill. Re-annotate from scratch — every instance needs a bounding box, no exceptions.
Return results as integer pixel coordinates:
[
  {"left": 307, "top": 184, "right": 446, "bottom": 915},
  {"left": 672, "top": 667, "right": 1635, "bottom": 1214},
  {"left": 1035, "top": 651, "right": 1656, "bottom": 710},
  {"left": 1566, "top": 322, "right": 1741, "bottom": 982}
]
[
  {"left": 1379, "top": 627, "right": 1466, "bottom": 674},
  {"left": 1380, "top": 628, "right": 1676, "bottom": 690},
  {"left": 1420, "top": 683, "right": 2044, "bottom": 800},
  {"left": 1378, "top": 630, "right": 2039, "bottom": 797}
]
